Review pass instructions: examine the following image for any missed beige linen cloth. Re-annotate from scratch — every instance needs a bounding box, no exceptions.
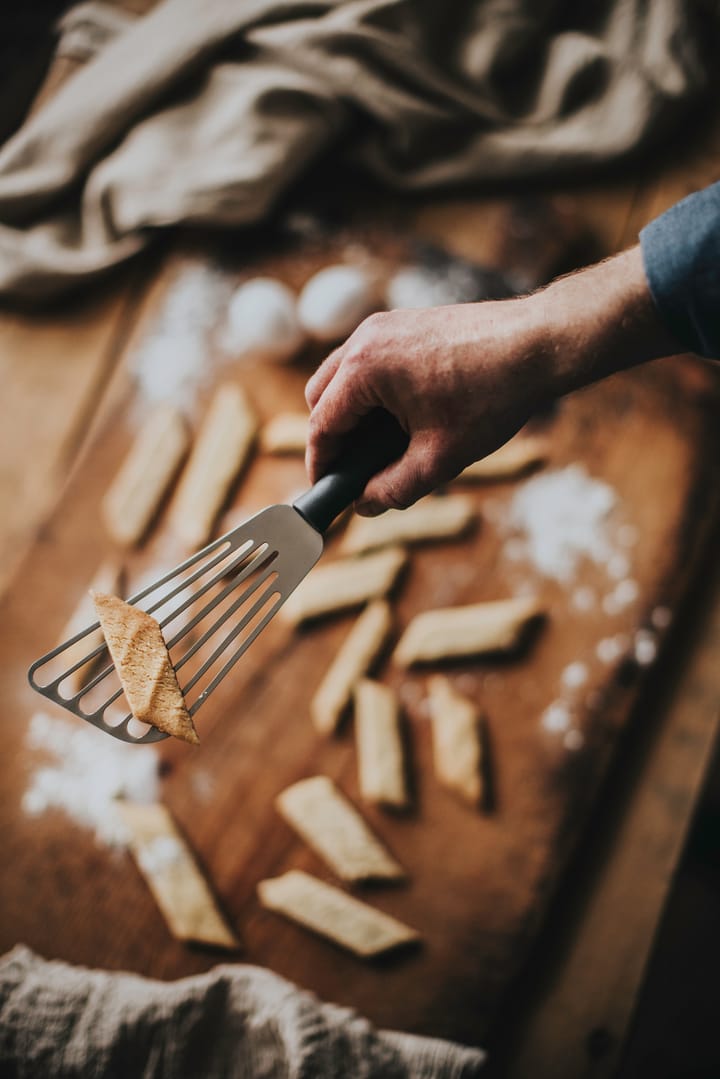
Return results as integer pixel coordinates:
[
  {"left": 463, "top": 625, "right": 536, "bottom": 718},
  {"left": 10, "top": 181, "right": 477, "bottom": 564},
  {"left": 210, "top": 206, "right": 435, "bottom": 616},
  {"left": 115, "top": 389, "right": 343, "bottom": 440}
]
[
  {"left": 0, "top": 0, "right": 715, "bottom": 301},
  {"left": 0, "top": 946, "right": 485, "bottom": 1077}
]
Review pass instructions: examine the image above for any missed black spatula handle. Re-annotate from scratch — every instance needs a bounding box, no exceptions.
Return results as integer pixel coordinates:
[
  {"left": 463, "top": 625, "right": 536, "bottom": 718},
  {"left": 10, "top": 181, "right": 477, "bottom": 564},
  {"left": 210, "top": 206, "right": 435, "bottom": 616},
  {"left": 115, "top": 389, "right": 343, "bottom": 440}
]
[{"left": 293, "top": 409, "right": 409, "bottom": 535}]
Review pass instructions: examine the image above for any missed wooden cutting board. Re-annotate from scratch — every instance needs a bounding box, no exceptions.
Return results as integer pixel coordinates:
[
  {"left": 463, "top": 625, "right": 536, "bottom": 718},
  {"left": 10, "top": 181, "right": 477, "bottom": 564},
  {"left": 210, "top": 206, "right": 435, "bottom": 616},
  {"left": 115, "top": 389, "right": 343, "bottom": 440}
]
[{"left": 1, "top": 218, "right": 718, "bottom": 1049}]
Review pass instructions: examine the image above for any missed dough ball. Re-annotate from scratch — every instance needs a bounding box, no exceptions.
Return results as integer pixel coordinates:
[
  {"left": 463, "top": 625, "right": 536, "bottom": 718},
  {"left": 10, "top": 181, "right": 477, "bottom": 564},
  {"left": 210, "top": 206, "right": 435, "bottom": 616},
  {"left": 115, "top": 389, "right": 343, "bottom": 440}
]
[
  {"left": 225, "top": 278, "right": 305, "bottom": 364},
  {"left": 297, "top": 265, "right": 378, "bottom": 343}
]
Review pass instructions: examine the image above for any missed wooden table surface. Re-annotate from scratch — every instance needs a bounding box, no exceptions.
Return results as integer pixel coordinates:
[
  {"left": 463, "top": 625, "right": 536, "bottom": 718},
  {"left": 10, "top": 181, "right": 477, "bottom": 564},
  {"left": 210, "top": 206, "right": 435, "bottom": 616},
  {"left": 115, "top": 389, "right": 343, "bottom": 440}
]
[{"left": 1, "top": 6, "right": 720, "bottom": 1075}]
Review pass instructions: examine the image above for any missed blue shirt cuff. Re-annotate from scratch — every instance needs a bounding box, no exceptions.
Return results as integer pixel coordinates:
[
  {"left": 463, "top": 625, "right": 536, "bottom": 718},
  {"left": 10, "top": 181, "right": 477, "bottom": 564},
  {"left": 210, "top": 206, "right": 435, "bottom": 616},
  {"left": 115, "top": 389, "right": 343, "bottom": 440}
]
[{"left": 640, "top": 180, "right": 720, "bottom": 360}]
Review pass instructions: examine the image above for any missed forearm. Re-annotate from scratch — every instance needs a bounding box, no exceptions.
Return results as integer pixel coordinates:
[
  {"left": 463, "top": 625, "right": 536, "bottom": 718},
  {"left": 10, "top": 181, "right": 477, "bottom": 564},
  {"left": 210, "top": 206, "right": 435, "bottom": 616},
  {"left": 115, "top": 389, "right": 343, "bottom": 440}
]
[
  {"left": 524, "top": 245, "right": 684, "bottom": 401},
  {"left": 305, "top": 241, "right": 699, "bottom": 515}
]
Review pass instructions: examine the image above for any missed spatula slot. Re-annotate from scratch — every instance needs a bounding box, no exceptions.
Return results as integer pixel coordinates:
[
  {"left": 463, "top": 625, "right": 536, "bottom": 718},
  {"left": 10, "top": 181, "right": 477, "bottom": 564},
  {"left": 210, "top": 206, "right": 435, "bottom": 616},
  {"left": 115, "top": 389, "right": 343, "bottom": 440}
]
[{"left": 186, "top": 585, "right": 284, "bottom": 715}]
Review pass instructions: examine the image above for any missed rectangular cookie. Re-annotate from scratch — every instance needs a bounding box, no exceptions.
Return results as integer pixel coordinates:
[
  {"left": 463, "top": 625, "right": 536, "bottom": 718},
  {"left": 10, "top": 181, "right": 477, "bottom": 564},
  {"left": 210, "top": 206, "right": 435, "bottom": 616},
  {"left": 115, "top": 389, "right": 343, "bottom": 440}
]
[
  {"left": 281, "top": 547, "right": 407, "bottom": 626},
  {"left": 93, "top": 591, "right": 199, "bottom": 744},
  {"left": 341, "top": 495, "right": 476, "bottom": 555},
  {"left": 427, "top": 676, "right": 484, "bottom": 807},
  {"left": 103, "top": 403, "right": 190, "bottom": 546},
  {"left": 260, "top": 412, "right": 309, "bottom": 455},
  {"left": 457, "top": 434, "right": 548, "bottom": 481},
  {"left": 170, "top": 383, "right": 257, "bottom": 550},
  {"left": 118, "top": 801, "right": 238, "bottom": 950},
  {"left": 354, "top": 679, "right": 409, "bottom": 808},
  {"left": 311, "top": 600, "right": 392, "bottom": 735},
  {"left": 275, "top": 775, "right": 404, "bottom": 882},
  {"left": 394, "top": 595, "right": 543, "bottom": 666},
  {"left": 258, "top": 870, "right": 419, "bottom": 958}
]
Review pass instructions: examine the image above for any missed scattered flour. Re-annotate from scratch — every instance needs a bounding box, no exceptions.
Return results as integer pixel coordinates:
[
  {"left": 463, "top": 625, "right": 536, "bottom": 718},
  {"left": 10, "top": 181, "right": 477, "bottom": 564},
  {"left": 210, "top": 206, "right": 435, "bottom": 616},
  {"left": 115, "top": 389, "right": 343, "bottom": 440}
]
[
  {"left": 22, "top": 712, "right": 160, "bottom": 847},
  {"left": 386, "top": 263, "right": 481, "bottom": 309},
  {"left": 651, "top": 606, "right": 672, "bottom": 630},
  {"left": 617, "top": 524, "right": 639, "bottom": 548},
  {"left": 503, "top": 537, "right": 526, "bottom": 562},
  {"left": 137, "top": 835, "right": 184, "bottom": 875},
  {"left": 542, "top": 661, "right": 591, "bottom": 744},
  {"left": 607, "top": 553, "right": 631, "bottom": 580},
  {"left": 561, "top": 661, "right": 589, "bottom": 690},
  {"left": 596, "top": 634, "right": 630, "bottom": 664},
  {"left": 503, "top": 465, "right": 619, "bottom": 583},
  {"left": 564, "top": 729, "right": 585, "bottom": 751},
  {"left": 541, "top": 700, "right": 572, "bottom": 733},
  {"left": 385, "top": 257, "right": 513, "bottom": 309},
  {"left": 191, "top": 770, "right": 217, "bottom": 804},
  {"left": 571, "top": 586, "right": 596, "bottom": 612},
  {"left": 633, "top": 628, "right": 658, "bottom": 667},
  {"left": 131, "top": 264, "right": 230, "bottom": 413},
  {"left": 602, "top": 578, "right": 640, "bottom": 616}
]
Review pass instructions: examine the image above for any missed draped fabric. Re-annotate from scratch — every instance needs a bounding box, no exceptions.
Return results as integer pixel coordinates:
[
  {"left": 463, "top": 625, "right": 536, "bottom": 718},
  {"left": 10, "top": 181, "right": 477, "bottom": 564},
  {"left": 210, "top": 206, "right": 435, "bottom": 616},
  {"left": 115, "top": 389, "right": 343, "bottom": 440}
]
[{"left": 0, "top": 0, "right": 714, "bottom": 300}]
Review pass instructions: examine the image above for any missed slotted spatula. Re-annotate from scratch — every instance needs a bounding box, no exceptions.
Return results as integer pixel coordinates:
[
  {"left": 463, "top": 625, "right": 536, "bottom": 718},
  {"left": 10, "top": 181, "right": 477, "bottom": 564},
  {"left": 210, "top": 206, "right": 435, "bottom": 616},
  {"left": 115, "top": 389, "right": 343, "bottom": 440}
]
[{"left": 28, "top": 411, "right": 408, "bottom": 745}]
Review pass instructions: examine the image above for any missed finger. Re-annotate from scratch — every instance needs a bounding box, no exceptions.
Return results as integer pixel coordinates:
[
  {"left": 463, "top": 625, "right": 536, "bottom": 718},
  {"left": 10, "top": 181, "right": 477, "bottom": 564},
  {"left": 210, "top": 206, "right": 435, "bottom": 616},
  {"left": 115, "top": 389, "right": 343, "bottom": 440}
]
[
  {"left": 304, "top": 347, "right": 344, "bottom": 411},
  {"left": 305, "top": 371, "right": 377, "bottom": 483},
  {"left": 354, "top": 435, "right": 439, "bottom": 516}
]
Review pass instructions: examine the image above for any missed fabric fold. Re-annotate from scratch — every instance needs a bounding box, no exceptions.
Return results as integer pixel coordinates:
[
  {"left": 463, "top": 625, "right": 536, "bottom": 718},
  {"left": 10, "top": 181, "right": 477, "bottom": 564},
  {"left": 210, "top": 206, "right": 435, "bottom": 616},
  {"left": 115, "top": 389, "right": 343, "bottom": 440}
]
[
  {"left": 0, "top": 945, "right": 486, "bottom": 1077},
  {"left": 0, "top": 0, "right": 715, "bottom": 300}
]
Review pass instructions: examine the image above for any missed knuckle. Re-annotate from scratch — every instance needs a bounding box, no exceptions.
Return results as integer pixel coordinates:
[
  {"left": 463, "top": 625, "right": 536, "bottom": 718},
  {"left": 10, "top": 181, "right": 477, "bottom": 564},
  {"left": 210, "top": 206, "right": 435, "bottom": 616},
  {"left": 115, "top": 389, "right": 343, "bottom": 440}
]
[
  {"left": 346, "top": 312, "right": 385, "bottom": 357},
  {"left": 421, "top": 432, "right": 462, "bottom": 484},
  {"left": 384, "top": 487, "right": 412, "bottom": 512},
  {"left": 360, "top": 310, "right": 385, "bottom": 334},
  {"left": 343, "top": 351, "right": 367, "bottom": 377}
]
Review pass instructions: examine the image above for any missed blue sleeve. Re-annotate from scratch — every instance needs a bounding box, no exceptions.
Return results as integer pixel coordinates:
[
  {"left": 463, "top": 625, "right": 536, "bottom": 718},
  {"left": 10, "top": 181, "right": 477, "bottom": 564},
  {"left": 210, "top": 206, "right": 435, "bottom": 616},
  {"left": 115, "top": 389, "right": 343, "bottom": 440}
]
[{"left": 640, "top": 180, "right": 720, "bottom": 360}]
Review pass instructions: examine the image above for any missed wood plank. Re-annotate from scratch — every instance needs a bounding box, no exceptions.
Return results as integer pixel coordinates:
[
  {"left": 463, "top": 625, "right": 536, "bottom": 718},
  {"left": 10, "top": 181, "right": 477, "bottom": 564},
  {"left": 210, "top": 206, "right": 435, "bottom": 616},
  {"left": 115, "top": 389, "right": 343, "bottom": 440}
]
[
  {"left": 1, "top": 11, "right": 718, "bottom": 1064},
  {"left": 1, "top": 221, "right": 718, "bottom": 1046},
  {"left": 0, "top": 0, "right": 150, "bottom": 599},
  {"left": 493, "top": 538, "right": 720, "bottom": 1078},
  {"left": 490, "top": 110, "right": 720, "bottom": 1074},
  {"left": 0, "top": 282, "right": 142, "bottom": 597}
]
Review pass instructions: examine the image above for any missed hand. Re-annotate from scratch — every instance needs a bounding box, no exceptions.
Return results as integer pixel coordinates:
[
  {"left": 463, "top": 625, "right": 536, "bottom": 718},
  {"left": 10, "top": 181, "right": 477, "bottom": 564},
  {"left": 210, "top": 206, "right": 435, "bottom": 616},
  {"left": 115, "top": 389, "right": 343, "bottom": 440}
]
[
  {"left": 305, "top": 300, "right": 544, "bottom": 515},
  {"left": 305, "top": 246, "right": 678, "bottom": 516}
]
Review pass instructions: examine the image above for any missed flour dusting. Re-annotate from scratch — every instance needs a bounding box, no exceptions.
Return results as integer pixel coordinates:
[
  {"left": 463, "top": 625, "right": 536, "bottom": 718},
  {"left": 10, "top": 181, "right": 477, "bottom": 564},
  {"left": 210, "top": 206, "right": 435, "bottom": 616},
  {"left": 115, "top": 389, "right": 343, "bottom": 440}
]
[
  {"left": 131, "top": 264, "right": 230, "bottom": 412},
  {"left": 22, "top": 712, "right": 160, "bottom": 847},
  {"left": 541, "top": 700, "right": 572, "bottom": 733},
  {"left": 137, "top": 835, "right": 184, "bottom": 874},
  {"left": 503, "top": 465, "right": 621, "bottom": 583}
]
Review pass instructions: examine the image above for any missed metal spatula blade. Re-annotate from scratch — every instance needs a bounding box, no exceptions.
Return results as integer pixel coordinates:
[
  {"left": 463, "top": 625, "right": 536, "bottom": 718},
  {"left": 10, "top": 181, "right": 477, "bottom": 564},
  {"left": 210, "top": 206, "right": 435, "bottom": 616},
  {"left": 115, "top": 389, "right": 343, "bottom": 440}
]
[{"left": 28, "top": 411, "right": 408, "bottom": 745}]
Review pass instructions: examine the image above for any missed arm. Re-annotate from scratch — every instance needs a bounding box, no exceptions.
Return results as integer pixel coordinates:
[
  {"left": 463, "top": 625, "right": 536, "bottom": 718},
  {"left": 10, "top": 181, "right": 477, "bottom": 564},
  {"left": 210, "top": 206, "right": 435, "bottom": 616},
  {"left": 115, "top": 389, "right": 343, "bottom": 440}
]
[{"left": 305, "top": 245, "right": 681, "bottom": 516}]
